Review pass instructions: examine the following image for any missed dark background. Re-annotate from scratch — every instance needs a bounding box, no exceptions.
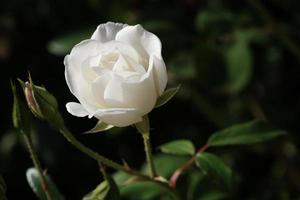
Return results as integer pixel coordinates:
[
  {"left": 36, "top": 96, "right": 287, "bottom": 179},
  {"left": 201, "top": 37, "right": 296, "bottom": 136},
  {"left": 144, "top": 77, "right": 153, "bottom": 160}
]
[{"left": 0, "top": 0, "right": 300, "bottom": 199}]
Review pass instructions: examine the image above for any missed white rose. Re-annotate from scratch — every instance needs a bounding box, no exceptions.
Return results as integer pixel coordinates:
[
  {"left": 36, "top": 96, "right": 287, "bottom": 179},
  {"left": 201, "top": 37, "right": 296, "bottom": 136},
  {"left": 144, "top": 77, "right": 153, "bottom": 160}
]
[{"left": 64, "top": 22, "right": 168, "bottom": 127}]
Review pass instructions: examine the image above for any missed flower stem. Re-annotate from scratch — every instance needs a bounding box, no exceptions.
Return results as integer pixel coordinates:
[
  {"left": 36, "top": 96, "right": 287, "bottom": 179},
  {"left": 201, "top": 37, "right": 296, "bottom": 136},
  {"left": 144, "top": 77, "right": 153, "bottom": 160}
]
[
  {"left": 141, "top": 132, "right": 157, "bottom": 178},
  {"left": 98, "top": 161, "right": 109, "bottom": 180},
  {"left": 169, "top": 144, "right": 209, "bottom": 188},
  {"left": 59, "top": 126, "right": 177, "bottom": 198},
  {"left": 23, "top": 134, "right": 52, "bottom": 200},
  {"left": 59, "top": 126, "right": 149, "bottom": 179}
]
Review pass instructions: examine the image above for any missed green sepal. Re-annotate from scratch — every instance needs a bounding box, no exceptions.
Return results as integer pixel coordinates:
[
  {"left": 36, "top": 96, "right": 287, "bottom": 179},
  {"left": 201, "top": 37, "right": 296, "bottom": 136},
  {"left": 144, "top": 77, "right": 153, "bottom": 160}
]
[
  {"left": 84, "top": 121, "right": 114, "bottom": 134},
  {"left": 134, "top": 115, "right": 150, "bottom": 135},
  {"left": 11, "top": 81, "right": 32, "bottom": 135},
  {"left": 155, "top": 85, "right": 180, "bottom": 108}
]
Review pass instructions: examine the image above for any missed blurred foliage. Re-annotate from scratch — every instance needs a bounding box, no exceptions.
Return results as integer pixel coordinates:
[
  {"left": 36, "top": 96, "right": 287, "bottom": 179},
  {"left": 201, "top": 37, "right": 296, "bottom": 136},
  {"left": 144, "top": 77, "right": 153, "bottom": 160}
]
[
  {"left": 1, "top": 0, "right": 300, "bottom": 199},
  {"left": 26, "top": 167, "right": 64, "bottom": 200},
  {"left": 0, "top": 175, "right": 7, "bottom": 200}
]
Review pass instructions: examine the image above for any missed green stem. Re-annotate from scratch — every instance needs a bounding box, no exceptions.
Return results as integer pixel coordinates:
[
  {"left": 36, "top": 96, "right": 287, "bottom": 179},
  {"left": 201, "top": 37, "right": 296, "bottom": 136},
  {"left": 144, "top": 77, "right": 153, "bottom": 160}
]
[
  {"left": 59, "top": 126, "right": 176, "bottom": 195},
  {"left": 141, "top": 132, "right": 157, "bottom": 178},
  {"left": 98, "top": 161, "right": 109, "bottom": 180},
  {"left": 59, "top": 126, "right": 148, "bottom": 179},
  {"left": 23, "top": 134, "right": 52, "bottom": 200}
]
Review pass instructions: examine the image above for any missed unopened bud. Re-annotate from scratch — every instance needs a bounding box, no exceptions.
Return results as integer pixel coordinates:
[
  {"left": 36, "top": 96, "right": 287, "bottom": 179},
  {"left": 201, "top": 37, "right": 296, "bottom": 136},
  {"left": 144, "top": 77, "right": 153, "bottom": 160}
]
[
  {"left": 20, "top": 77, "right": 64, "bottom": 128},
  {"left": 24, "top": 81, "right": 43, "bottom": 119}
]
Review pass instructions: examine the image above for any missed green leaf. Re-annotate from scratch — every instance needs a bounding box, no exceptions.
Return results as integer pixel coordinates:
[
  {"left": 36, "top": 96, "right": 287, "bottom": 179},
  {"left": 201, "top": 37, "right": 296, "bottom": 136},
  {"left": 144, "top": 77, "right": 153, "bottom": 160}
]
[
  {"left": 26, "top": 168, "right": 64, "bottom": 200},
  {"left": 197, "top": 191, "right": 227, "bottom": 200},
  {"left": 141, "top": 154, "right": 188, "bottom": 178},
  {"left": 11, "top": 81, "right": 32, "bottom": 135},
  {"left": 0, "top": 175, "right": 7, "bottom": 200},
  {"left": 120, "top": 181, "right": 167, "bottom": 200},
  {"left": 159, "top": 140, "right": 195, "bottom": 156},
  {"left": 225, "top": 31, "right": 253, "bottom": 93},
  {"left": 155, "top": 85, "right": 180, "bottom": 108},
  {"left": 83, "top": 181, "right": 110, "bottom": 200},
  {"left": 195, "top": 153, "right": 232, "bottom": 190},
  {"left": 135, "top": 115, "right": 149, "bottom": 135},
  {"left": 114, "top": 155, "right": 187, "bottom": 200},
  {"left": 47, "top": 29, "right": 93, "bottom": 55},
  {"left": 186, "top": 171, "right": 204, "bottom": 200},
  {"left": 208, "top": 120, "right": 286, "bottom": 147},
  {"left": 113, "top": 171, "right": 133, "bottom": 187},
  {"left": 84, "top": 121, "right": 114, "bottom": 134},
  {"left": 83, "top": 176, "right": 120, "bottom": 200},
  {"left": 105, "top": 176, "right": 120, "bottom": 200}
]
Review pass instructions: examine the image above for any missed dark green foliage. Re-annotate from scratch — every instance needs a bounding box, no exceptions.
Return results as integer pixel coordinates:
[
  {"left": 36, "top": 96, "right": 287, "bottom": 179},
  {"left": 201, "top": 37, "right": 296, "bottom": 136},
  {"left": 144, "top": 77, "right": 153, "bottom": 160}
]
[
  {"left": 159, "top": 140, "right": 195, "bottom": 156},
  {"left": 208, "top": 120, "right": 285, "bottom": 146},
  {"left": 196, "top": 153, "right": 233, "bottom": 191}
]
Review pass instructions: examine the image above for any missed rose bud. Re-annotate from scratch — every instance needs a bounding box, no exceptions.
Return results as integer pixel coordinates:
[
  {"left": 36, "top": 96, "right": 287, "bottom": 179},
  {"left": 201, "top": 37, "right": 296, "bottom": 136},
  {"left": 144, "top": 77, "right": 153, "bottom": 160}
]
[
  {"left": 19, "top": 78, "right": 64, "bottom": 128},
  {"left": 24, "top": 81, "right": 43, "bottom": 119}
]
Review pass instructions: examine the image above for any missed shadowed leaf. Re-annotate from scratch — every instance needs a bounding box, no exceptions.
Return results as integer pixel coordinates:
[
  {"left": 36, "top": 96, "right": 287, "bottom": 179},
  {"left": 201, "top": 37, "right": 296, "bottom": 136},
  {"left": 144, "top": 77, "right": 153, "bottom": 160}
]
[
  {"left": 159, "top": 140, "right": 195, "bottom": 156},
  {"left": 196, "top": 153, "right": 232, "bottom": 190},
  {"left": 208, "top": 120, "right": 286, "bottom": 147}
]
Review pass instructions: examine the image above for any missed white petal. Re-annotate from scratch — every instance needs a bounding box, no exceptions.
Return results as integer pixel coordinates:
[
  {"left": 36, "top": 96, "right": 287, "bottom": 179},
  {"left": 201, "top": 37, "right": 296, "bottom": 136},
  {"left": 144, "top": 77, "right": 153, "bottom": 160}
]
[
  {"left": 64, "top": 40, "right": 100, "bottom": 112},
  {"left": 113, "top": 54, "right": 130, "bottom": 72},
  {"left": 123, "top": 54, "right": 146, "bottom": 74},
  {"left": 115, "top": 24, "right": 162, "bottom": 59},
  {"left": 153, "top": 55, "right": 168, "bottom": 95},
  {"left": 98, "top": 41, "right": 140, "bottom": 63},
  {"left": 103, "top": 75, "right": 124, "bottom": 107},
  {"left": 81, "top": 59, "right": 98, "bottom": 82},
  {"left": 68, "top": 40, "right": 100, "bottom": 71},
  {"left": 91, "top": 22, "right": 128, "bottom": 42},
  {"left": 66, "top": 102, "right": 89, "bottom": 117},
  {"left": 91, "top": 108, "right": 142, "bottom": 127},
  {"left": 91, "top": 73, "right": 111, "bottom": 107},
  {"left": 64, "top": 39, "right": 99, "bottom": 94},
  {"left": 103, "top": 71, "right": 157, "bottom": 113}
]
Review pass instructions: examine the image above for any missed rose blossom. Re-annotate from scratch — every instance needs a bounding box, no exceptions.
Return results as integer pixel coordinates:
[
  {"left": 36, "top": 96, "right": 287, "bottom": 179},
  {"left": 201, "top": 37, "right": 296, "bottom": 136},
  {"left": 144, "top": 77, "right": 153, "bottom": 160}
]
[{"left": 64, "top": 22, "right": 167, "bottom": 127}]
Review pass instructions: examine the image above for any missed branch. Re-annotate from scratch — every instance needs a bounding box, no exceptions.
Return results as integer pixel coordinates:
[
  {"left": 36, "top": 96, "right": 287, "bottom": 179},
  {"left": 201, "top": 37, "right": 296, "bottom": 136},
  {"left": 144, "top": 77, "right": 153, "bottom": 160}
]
[{"left": 169, "top": 144, "right": 209, "bottom": 188}]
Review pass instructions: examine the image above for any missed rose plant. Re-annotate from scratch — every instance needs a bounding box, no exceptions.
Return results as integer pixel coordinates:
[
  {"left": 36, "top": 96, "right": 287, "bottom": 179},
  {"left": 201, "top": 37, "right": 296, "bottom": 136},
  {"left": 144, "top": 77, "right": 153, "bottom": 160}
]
[{"left": 10, "top": 22, "right": 285, "bottom": 200}]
